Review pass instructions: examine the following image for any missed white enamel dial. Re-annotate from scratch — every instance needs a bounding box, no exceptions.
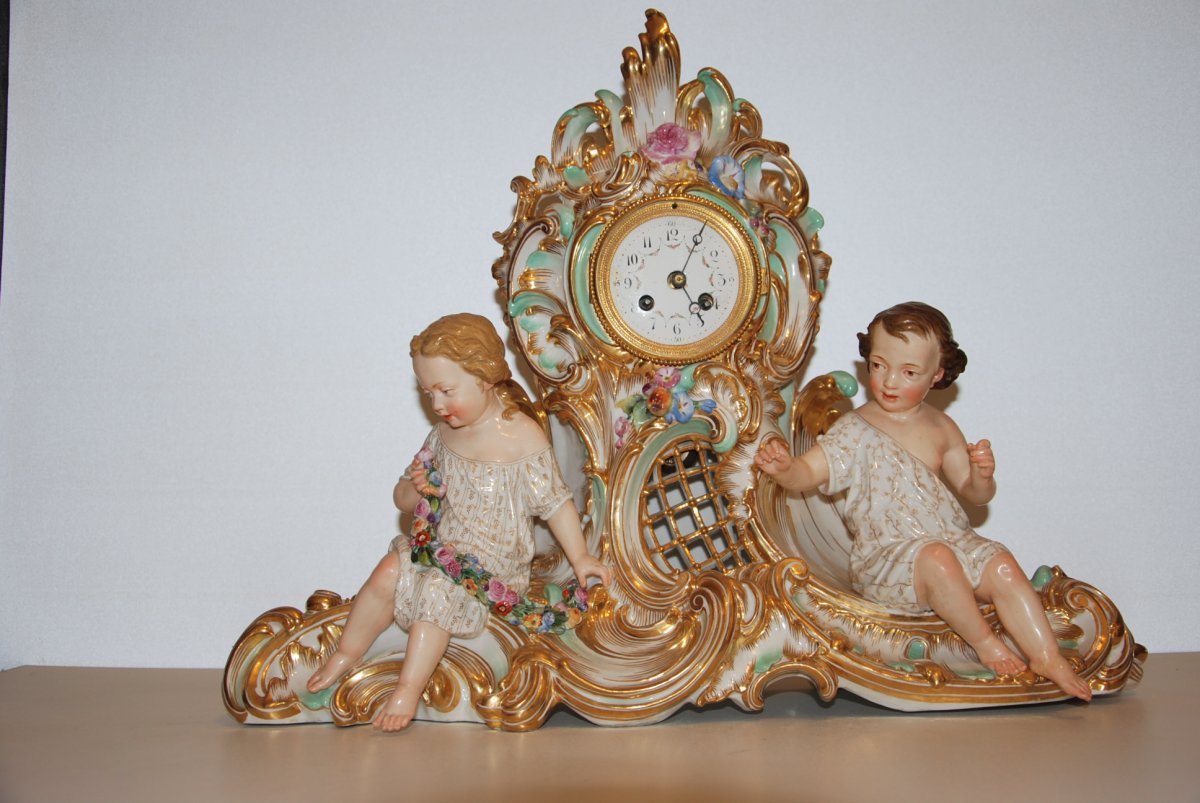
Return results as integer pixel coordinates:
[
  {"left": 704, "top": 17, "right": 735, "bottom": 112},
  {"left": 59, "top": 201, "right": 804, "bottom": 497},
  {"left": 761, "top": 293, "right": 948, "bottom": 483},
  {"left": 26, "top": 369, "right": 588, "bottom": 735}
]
[{"left": 591, "top": 195, "right": 759, "bottom": 364}]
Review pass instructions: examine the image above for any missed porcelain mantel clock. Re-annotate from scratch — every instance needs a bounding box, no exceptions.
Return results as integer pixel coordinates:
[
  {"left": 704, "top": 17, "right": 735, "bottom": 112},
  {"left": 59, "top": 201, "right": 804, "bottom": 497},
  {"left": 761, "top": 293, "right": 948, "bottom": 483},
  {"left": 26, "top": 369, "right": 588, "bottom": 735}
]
[{"left": 223, "top": 10, "right": 1143, "bottom": 729}]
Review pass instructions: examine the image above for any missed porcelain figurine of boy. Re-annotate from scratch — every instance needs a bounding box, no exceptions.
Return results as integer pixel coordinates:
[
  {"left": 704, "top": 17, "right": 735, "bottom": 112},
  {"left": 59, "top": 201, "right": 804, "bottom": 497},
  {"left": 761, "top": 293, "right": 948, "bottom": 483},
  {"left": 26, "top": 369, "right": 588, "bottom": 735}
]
[{"left": 756, "top": 302, "right": 1091, "bottom": 700}]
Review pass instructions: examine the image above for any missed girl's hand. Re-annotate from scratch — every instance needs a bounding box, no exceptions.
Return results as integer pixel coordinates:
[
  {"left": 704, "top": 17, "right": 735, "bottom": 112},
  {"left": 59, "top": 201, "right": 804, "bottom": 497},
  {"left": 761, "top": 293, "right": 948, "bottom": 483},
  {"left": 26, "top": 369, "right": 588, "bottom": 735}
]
[
  {"left": 967, "top": 439, "right": 995, "bottom": 480},
  {"left": 570, "top": 553, "right": 611, "bottom": 589},
  {"left": 394, "top": 453, "right": 433, "bottom": 514},
  {"left": 408, "top": 464, "right": 429, "bottom": 493}
]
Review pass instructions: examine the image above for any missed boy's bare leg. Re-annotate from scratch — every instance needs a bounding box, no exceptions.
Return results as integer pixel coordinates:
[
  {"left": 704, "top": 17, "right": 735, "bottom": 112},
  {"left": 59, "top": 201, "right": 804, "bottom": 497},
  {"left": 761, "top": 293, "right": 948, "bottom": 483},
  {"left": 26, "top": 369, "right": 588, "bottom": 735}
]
[
  {"left": 914, "top": 544, "right": 1027, "bottom": 676},
  {"left": 307, "top": 552, "right": 400, "bottom": 693},
  {"left": 978, "top": 553, "right": 1092, "bottom": 701},
  {"left": 373, "top": 620, "right": 452, "bottom": 732}
]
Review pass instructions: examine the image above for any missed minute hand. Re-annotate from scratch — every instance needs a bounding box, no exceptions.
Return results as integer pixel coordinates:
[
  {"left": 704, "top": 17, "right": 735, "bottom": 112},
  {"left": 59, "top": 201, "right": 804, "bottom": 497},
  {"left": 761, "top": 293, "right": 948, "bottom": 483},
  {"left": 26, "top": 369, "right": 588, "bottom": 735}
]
[{"left": 679, "top": 223, "right": 706, "bottom": 273}]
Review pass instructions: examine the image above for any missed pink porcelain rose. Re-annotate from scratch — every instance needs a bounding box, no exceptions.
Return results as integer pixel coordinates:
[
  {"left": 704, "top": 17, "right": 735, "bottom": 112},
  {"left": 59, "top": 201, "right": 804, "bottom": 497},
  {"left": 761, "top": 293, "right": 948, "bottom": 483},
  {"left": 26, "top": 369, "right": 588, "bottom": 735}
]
[{"left": 641, "top": 123, "right": 701, "bottom": 165}]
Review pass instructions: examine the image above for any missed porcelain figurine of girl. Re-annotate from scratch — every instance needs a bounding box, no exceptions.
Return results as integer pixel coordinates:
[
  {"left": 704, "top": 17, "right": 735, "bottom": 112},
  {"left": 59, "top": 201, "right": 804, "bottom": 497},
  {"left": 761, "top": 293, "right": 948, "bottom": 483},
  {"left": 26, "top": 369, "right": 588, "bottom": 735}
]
[
  {"left": 307, "top": 313, "right": 611, "bottom": 730},
  {"left": 755, "top": 302, "right": 1091, "bottom": 700}
]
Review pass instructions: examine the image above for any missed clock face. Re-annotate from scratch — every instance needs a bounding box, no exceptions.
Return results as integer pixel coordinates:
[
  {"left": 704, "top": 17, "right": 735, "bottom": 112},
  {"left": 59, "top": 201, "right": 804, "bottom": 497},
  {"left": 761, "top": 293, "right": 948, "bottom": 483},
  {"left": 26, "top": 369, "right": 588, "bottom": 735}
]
[{"left": 591, "top": 195, "right": 760, "bottom": 364}]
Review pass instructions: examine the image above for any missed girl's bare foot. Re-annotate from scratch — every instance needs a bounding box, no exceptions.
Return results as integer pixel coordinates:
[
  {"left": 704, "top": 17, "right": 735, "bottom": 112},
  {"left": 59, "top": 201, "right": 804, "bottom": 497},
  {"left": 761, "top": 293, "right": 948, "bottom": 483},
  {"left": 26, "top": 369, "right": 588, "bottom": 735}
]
[
  {"left": 306, "top": 650, "right": 361, "bottom": 693},
  {"left": 1031, "top": 655, "right": 1093, "bottom": 701},
  {"left": 372, "top": 681, "right": 422, "bottom": 732},
  {"left": 969, "top": 634, "right": 1028, "bottom": 676}
]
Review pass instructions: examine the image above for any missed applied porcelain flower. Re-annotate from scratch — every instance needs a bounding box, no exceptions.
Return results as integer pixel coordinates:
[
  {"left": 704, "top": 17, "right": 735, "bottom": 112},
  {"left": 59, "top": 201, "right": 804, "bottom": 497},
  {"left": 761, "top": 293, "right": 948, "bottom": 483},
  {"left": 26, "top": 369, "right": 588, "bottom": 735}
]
[
  {"left": 614, "top": 415, "right": 634, "bottom": 450},
  {"left": 652, "top": 366, "right": 681, "bottom": 389},
  {"left": 414, "top": 498, "right": 433, "bottom": 522},
  {"left": 641, "top": 123, "right": 701, "bottom": 165},
  {"left": 708, "top": 155, "right": 745, "bottom": 199},
  {"left": 646, "top": 386, "right": 674, "bottom": 417},
  {"left": 486, "top": 578, "right": 512, "bottom": 604}
]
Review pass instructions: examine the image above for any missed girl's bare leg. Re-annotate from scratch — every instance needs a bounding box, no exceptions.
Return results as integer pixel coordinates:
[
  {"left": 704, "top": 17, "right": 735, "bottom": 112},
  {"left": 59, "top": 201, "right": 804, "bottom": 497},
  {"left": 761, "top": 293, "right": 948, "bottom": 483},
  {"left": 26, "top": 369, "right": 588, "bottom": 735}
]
[
  {"left": 913, "top": 544, "right": 1027, "bottom": 676},
  {"left": 372, "top": 620, "right": 452, "bottom": 732},
  {"left": 306, "top": 552, "right": 400, "bottom": 693},
  {"left": 977, "top": 553, "right": 1092, "bottom": 701}
]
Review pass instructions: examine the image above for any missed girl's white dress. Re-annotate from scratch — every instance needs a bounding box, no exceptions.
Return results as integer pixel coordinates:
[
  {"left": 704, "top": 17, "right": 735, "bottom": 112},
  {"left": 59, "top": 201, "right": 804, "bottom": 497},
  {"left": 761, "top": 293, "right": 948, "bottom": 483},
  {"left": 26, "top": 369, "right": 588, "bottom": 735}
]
[{"left": 389, "top": 427, "right": 572, "bottom": 637}]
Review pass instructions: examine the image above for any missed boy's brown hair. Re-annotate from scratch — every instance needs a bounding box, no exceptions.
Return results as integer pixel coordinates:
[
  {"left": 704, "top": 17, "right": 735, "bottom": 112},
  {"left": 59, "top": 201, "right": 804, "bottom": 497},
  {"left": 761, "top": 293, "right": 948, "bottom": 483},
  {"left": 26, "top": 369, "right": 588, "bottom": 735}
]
[{"left": 857, "top": 302, "right": 967, "bottom": 389}]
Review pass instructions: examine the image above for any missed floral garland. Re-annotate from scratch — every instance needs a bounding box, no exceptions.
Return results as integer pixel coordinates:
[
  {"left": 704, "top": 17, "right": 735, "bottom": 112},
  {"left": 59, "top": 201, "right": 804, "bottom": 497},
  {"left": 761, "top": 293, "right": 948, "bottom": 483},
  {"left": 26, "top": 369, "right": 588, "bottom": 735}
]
[
  {"left": 406, "top": 447, "right": 590, "bottom": 635},
  {"left": 614, "top": 366, "right": 718, "bottom": 449}
]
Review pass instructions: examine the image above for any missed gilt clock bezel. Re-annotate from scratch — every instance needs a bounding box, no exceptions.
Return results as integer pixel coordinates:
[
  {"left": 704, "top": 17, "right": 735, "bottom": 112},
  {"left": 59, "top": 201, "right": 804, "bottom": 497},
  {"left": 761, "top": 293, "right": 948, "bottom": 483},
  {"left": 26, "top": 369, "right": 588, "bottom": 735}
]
[{"left": 589, "top": 193, "right": 762, "bottom": 365}]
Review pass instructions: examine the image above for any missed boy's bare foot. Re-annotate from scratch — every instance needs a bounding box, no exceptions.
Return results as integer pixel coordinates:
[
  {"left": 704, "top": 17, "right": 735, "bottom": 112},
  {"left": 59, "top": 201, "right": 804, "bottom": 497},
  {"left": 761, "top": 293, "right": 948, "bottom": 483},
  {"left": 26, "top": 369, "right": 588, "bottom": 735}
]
[
  {"left": 306, "top": 650, "right": 361, "bottom": 693},
  {"left": 969, "top": 634, "right": 1028, "bottom": 676},
  {"left": 1031, "top": 655, "right": 1093, "bottom": 701},
  {"left": 372, "top": 681, "right": 422, "bottom": 732}
]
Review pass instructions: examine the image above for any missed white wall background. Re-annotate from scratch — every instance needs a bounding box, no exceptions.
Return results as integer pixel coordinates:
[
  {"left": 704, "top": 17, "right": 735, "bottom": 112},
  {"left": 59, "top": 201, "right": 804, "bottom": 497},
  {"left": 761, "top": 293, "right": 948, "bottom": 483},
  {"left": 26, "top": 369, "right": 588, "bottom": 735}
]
[{"left": 2, "top": 1, "right": 1197, "bottom": 669}]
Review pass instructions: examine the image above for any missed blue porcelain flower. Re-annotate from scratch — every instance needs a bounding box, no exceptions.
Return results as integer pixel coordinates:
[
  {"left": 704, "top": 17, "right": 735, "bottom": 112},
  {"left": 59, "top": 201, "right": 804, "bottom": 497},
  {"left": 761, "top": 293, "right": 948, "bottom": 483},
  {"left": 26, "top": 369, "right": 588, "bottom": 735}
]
[
  {"left": 666, "top": 393, "right": 694, "bottom": 424},
  {"left": 667, "top": 394, "right": 717, "bottom": 424},
  {"left": 614, "top": 367, "right": 720, "bottom": 442},
  {"left": 708, "top": 155, "right": 745, "bottom": 199}
]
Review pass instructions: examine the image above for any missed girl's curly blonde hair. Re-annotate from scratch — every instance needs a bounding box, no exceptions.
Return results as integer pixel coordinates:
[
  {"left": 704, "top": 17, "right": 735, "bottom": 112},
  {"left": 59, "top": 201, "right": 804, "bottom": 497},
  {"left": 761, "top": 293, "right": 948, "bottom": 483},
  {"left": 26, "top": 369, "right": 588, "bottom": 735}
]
[{"left": 410, "top": 313, "right": 533, "bottom": 420}]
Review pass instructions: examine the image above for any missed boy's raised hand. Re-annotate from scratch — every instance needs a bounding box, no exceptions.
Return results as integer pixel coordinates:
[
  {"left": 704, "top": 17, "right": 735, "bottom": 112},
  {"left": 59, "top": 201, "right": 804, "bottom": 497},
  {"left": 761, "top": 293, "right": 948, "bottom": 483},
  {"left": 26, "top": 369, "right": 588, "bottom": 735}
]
[
  {"left": 966, "top": 439, "right": 995, "bottom": 480},
  {"left": 754, "top": 436, "right": 794, "bottom": 477}
]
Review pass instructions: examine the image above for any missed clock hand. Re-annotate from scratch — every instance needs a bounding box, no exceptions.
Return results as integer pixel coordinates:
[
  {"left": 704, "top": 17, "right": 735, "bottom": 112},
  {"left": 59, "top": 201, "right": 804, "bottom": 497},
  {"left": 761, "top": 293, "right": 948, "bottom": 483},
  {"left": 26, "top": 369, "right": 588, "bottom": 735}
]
[
  {"left": 679, "top": 222, "right": 706, "bottom": 274},
  {"left": 658, "top": 224, "right": 709, "bottom": 325},
  {"left": 664, "top": 270, "right": 705, "bottom": 324},
  {"left": 677, "top": 284, "right": 704, "bottom": 326},
  {"left": 677, "top": 223, "right": 709, "bottom": 324}
]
